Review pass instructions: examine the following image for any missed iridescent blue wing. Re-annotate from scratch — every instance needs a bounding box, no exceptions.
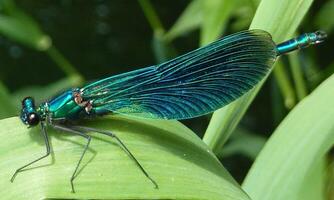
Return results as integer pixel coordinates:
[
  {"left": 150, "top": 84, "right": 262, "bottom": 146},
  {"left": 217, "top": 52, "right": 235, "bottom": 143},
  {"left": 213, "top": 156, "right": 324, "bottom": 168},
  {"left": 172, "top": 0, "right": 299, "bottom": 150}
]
[{"left": 81, "top": 30, "right": 278, "bottom": 120}]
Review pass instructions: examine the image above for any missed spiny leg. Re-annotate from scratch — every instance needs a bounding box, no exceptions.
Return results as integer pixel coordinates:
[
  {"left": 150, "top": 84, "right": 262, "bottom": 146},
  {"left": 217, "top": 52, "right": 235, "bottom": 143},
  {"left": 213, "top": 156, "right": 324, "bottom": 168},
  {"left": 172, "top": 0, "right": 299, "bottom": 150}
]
[
  {"left": 70, "top": 125, "right": 158, "bottom": 189},
  {"left": 52, "top": 124, "right": 91, "bottom": 193},
  {"left": 11, "top": 122, "right": 51, "bottom": 182}
]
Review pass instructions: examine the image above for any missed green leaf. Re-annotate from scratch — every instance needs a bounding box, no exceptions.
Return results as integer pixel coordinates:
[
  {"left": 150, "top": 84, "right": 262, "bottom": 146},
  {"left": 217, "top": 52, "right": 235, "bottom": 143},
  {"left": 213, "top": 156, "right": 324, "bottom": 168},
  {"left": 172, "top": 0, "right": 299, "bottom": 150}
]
[
  {"left": 0, "top": 116, "right": 250, "bottom": 199},
  {"left": 203, "top": 0, "right": 314, "bottom": 153},
  {"left": 164, "top": 0, "right": 203, "bottom": 41},
  {"left": 296, "top": 158, "right": 326, "bottom": 200},
  {"left": 242, "top": 74, "right": 334, "bottom": 200}
]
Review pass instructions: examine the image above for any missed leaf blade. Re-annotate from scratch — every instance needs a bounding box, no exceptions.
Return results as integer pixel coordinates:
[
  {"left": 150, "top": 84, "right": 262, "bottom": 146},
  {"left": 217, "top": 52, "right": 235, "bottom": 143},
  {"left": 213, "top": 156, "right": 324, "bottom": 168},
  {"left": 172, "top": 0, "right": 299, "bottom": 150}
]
[
  {"left": 242, "top": 74, "right": 334, "bottom": 200},
  {"left": 0, "top": 116, "right": 250, "bottom": 199}
]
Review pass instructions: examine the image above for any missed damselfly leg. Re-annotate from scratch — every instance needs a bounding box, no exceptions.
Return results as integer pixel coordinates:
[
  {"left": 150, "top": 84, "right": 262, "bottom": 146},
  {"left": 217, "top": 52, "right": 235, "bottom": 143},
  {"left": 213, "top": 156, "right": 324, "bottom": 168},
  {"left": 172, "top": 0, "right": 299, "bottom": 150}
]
[
  {"left": 11, "top": 121, "right": 158, "bottom": 193},
  {"left": 69, "top": 125, "right": 159, "bottom": 189},
  {"left": 10, "top": 122, "right": 51, "bottom": 182},
  {"left": 51, "top": 124, "right": 158, "bottom": 192},
  {"left": 51, "top": 124, "right": 91, "bottom": 193}
]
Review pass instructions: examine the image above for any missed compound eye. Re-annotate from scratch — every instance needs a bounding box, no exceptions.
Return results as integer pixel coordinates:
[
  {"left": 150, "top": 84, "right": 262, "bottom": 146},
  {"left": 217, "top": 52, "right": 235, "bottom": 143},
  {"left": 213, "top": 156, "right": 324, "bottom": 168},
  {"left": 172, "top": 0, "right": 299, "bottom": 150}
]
[{"left": 27, "top": 113, "right": 40, "bottom": 126}]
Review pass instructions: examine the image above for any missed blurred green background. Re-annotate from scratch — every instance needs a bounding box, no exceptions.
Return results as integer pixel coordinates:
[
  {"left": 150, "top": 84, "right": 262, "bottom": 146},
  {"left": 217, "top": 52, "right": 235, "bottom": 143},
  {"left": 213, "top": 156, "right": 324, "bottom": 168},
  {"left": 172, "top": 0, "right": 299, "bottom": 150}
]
[{"left": 0, "top": 0, "right": 333, "bottom": 190}]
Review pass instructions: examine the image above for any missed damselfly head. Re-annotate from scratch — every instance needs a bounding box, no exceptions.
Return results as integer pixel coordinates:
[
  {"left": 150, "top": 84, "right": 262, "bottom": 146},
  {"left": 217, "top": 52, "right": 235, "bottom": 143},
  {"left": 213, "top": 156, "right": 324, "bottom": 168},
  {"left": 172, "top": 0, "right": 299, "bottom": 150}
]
[
  {"left": 311, "top": 31, "right": 327, "bottom": 44},
  {"left": 20, "top": 97, "right": 40, "bottom": 127}
]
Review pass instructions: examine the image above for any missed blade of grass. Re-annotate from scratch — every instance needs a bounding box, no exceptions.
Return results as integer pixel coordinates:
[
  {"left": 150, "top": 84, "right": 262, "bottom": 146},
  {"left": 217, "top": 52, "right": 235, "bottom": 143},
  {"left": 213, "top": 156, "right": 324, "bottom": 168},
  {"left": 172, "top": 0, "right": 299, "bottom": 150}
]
[
  {"left": 242, "top": 73, "right": 334, "bottom": 200},
  {"left": 203, "top": 0, "right": 315, "bottom": 153},
  {"left": 0, "top": 116, "right": 250, "bottom": 200}
]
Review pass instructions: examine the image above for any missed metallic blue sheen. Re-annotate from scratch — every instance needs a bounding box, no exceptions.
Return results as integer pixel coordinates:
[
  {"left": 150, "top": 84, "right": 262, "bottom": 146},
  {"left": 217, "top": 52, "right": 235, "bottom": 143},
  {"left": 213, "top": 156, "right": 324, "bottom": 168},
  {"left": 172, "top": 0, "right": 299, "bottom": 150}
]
[
  {"left": 20, "top": 97, "right": 37, "bottom": 124},
  {"left": 47, "top": 88, "right": 86, "bottom": 120},
  {"left": 83, "top": 30, "right": 278, "bottom": 120},
  {"left": 23, "top": 98, "right": 36, "bottom": 114},
  {"left": 20, "top": 29, "right": 326, "bottom": 124},
  {"left": 48, "top": 89, "right": 76, "bottom": 112},
  {"left": 276, "top": 31, "right": 327, "bottom": 55}
]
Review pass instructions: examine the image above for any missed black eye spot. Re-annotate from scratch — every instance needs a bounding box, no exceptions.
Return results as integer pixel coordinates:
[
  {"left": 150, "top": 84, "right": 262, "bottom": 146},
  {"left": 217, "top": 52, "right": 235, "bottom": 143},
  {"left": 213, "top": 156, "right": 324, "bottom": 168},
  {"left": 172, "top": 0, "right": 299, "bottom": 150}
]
[{"left": 28, "top": 113, "right": 40, "bottom": 126}]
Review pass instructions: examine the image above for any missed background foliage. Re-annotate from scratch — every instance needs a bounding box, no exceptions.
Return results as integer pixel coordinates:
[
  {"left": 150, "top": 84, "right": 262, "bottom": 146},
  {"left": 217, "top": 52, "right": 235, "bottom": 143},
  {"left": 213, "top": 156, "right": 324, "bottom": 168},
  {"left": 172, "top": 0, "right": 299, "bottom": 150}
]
[{"left": 0, "top": 0, "right": 333, "bottom": 199}]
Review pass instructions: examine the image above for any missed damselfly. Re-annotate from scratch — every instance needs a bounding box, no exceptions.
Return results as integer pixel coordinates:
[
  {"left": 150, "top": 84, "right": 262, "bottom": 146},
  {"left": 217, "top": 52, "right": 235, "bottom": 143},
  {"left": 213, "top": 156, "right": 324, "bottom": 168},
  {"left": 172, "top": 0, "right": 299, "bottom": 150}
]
[{"left": 12, "top": 29, "right": 326, "bottom": 192}]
